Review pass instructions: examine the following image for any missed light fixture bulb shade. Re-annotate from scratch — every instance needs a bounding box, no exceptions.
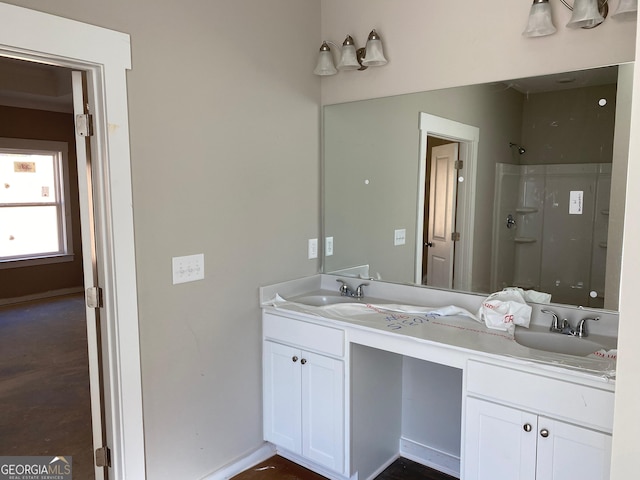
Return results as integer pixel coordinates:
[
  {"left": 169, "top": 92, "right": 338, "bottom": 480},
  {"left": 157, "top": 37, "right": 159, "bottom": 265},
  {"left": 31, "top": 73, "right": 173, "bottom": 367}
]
[
  {"left": 523, "top": 0, "right": 557, "bottom": 37},
  {"left": 361, "top": 30, "right": 387, "bottom": 67},
  {"left": 566, "top": 0, "right": 605, "bottom": 28},
  {"left": 612, "top": 0, "right": 637, "bottom": 20},
  {"left": 338, "top": 44, "right": 360, "bottom": 70},
  {"left": 313, "top": 43, "right": 337, "bottom": 76}
]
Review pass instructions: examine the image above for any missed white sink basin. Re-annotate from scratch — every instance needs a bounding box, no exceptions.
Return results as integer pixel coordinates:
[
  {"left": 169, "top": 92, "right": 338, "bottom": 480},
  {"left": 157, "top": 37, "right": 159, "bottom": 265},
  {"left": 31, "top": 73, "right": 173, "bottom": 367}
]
[
  {"left": 515, "top": 328, "right": 608, "bottom": 357},
  {"left": 290, "top": 292, "right": 391, "bottom": 307}
]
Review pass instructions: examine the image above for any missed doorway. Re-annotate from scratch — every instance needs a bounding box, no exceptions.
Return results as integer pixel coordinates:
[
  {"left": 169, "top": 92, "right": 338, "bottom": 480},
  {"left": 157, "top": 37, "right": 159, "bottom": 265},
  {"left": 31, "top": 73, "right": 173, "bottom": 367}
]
[{"left": 415, "top": 113, "right": 480, "bottom": 292}]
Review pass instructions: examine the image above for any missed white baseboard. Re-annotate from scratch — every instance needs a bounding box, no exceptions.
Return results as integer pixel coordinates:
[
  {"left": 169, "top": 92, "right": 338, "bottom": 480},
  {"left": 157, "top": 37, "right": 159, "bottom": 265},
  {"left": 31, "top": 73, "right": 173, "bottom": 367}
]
[
  {"left": 0, "top": 287, "right": 84, "bottom": 307},
  {"left": 200, "top": 443, "right": 276, "bottom": 480},
  {"left": 362, "top": 453, "right": 399, "bottom": 480},
  {"left": 399, "top": 437, "right": 460, "bottom": 478}
]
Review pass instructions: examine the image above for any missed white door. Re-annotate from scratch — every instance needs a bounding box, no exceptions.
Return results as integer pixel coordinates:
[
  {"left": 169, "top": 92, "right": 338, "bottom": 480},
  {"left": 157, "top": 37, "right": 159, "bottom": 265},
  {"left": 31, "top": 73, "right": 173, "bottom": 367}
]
[
  {"left": 72, "top": 71, "right": 107, "bottom": 480},
  {"left": 301, "top": 352, "right": 344, "bottom": 473},
  {"left": 464, "top": 397, "right": 537, "bottom": 480},
  {"left": 263, "top": 341, "right": 302, "bottom": 453},
  {"left": 425, "top": 143, "right": 459, "bottom": 288},
  {"left": 535, "top": 417, "right": 611, "bottom": 480}
]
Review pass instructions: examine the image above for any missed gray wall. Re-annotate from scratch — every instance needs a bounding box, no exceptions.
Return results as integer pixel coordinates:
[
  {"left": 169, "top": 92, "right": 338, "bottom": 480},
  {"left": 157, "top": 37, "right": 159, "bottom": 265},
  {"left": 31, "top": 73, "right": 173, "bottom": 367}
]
[{"left": 3, "top": 1, "right": 321, "bottom": 479}]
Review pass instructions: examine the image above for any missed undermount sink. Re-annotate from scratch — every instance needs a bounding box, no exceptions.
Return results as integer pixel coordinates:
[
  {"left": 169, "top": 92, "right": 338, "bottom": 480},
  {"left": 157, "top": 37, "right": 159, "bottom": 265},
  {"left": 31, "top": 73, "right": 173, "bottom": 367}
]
[
  {"left": 290, "top": 292, "right": 391, "bottom": 307},
  {"left": 514, "top": 327, "right": 609, "bottom": 357}
]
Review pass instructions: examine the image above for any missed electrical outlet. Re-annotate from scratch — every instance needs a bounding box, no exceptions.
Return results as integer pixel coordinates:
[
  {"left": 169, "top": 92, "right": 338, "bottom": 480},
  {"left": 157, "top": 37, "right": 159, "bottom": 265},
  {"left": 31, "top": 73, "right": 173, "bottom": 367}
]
[
  {"left": 325, "top": 236, "right": 334, "bottom": 256},
  {"left": 172, "top": 254, "right": 205, "bottom": 284},
  {"left": 394, "top": 229, "right": 406, "bottom": 246},
  {"left": 308, "top": 238, "right": 318, "bottom": 259}
]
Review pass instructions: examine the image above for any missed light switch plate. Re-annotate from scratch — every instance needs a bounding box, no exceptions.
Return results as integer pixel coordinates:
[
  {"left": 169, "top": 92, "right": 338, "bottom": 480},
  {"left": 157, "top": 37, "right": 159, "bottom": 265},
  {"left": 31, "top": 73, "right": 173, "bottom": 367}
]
[
  {"left": 308, "top": 238, "right": 318, "bottom": 259},
  {"left": 172, "top": 254, "right": 205, "bottom": 284},
  {"left": 394, "top": 229, "right": 406, "bottom": 246},
  {"left": 325, "top": 236, "right": 334, "bottom": 256}
]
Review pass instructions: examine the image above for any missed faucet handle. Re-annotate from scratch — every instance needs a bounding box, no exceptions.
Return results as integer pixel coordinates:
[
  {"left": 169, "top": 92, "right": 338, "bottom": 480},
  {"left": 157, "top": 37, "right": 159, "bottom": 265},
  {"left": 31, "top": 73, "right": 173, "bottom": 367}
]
[
  {"left": 541, "top": 309, "right": 561, "bottom": 332},
  {"left": 575, "top": 316, "right": 599, "bottom": 338},
  {"left": 355, "top": 282, "right": 369, "bottom": 298},
  {"left": 336, "top": 279, "right": 350, "bottom": 296}
]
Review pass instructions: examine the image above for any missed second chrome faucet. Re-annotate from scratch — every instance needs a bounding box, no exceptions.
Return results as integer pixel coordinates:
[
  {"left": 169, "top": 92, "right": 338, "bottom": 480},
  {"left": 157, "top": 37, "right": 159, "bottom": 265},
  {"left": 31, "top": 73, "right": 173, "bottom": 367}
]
[
  {"left": 336, "top": 279, "right": 369, "bottom": 299},
  {"left": 541, "top": 309, "right": 599, "bottom": 338}
]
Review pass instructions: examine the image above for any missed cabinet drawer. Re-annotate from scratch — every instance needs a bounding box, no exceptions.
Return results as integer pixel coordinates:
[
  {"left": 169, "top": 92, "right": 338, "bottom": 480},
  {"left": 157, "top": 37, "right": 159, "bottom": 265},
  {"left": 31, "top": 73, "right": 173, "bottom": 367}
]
[
  {"left": 263, "top": 312, "right": 344, "bottom": 357},
  {"left": 466, "top": 360, "right": 614, "bottom": 432}
]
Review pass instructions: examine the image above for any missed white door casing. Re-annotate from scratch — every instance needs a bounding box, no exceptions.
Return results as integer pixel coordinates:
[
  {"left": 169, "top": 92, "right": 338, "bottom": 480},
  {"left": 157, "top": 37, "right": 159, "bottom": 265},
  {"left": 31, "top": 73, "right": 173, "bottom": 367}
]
[
  {"left": 416, "top": 113, "right": 479, "bottom": 292},
  {"left": 426, "top": 143, "right": 459, "bottom": 288},
  {"left": 0, "top": 4, "right": 145, "bottom": 479}
]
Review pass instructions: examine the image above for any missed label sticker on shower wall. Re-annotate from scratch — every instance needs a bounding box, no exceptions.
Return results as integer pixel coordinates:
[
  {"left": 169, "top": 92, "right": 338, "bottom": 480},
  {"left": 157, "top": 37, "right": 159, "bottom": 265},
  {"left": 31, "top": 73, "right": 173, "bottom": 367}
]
[{"left": 569, "top": 190, "right": 583, "bottom": 215}]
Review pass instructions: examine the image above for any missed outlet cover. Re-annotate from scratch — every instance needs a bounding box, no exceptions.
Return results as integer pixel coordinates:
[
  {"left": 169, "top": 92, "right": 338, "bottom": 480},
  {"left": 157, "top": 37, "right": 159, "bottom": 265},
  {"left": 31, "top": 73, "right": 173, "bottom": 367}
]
[
  {"left": 394, "top": 229, "right": 406, "bottom": 246},
  {"left": 325, "top": 236, "right": 334, "bottom": 256},
  {"left": 172, "top": 254, "right": 205, "bottom": 284},
  {"left": 308, "top": 238, "right": 318, "bottom": 259}
]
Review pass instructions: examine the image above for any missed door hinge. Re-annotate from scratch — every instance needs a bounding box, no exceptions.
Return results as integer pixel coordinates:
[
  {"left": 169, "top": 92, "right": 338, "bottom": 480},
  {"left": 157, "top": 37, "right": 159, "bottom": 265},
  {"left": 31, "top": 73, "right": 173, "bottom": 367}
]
[
  {"left": 86, "top": 287, "right": 104, "bottom": 309},
  {"left": 75, "top": 113, "right": 94, "bottom": 137},
  {"left": 454, "top": 160, "right": 463, "bottom": 170},
  {"left": 95, "top": 446, "right": 111, "bottom": 468},
  {"left": 451, "top": 232, "right": 461, "bottom": 241}
]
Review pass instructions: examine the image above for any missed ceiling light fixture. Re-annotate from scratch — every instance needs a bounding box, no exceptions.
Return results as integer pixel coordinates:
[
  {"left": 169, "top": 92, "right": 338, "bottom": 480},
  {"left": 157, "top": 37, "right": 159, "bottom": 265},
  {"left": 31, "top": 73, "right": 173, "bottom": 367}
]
[
  {"left": 523, "top": 0, "right": 635, "bottom": 38},
  {"left": 313, "top": 29, "right": 388, "bottom": 76}
]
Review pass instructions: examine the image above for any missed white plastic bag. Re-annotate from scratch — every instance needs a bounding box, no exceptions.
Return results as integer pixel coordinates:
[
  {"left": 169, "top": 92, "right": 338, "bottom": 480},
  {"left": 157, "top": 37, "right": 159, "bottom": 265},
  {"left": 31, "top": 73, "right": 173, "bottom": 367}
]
[{"left": 477, "top": 289, "right": 532, "bottom": 333}]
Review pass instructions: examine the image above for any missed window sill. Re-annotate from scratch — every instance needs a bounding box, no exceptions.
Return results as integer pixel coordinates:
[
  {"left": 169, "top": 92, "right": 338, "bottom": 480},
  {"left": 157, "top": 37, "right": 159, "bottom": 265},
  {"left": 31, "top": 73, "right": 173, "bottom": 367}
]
[{"left": 0, "top": 254, "right": 75, "bottom": 270}]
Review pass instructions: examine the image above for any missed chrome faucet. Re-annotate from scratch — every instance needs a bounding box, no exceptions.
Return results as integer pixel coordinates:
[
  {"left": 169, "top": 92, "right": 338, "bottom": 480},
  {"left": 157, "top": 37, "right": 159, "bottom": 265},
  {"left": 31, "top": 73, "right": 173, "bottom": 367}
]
[
  {"left": 541, "top": 309, "right": 575, "bottom": 335},
  {"left": 336, "top": 279, "right": 369, "bottom": 299}
]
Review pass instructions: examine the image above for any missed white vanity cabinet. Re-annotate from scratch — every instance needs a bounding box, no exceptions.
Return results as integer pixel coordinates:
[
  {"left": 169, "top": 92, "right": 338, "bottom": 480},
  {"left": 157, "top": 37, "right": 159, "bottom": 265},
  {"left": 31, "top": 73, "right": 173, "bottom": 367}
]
[
  {"left": 262, "top": 312, "right": 346, "bottom": 475},
  {"left": 463, "top": 360, "right": 613, "bottom": 480}
]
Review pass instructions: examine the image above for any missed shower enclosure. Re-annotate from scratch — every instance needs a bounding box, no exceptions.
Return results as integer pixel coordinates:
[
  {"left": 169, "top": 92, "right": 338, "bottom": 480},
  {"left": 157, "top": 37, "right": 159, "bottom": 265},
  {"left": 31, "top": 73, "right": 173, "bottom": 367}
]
[{"left": 491, "top": 162, "right": 611, "bottom": 308}]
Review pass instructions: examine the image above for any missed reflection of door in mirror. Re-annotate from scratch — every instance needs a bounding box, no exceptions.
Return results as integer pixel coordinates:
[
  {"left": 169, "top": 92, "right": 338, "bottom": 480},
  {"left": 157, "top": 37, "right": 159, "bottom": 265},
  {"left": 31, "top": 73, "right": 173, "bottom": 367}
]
[{"left": 423, "top": 139, "right": 459, "bottom": 288}]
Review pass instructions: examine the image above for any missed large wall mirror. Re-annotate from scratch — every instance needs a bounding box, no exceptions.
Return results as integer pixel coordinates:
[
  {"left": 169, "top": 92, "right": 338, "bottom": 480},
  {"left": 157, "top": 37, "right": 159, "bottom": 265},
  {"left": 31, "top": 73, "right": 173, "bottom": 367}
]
[{"left": 323, "top": 63, "right": 633, "bottom": 312}]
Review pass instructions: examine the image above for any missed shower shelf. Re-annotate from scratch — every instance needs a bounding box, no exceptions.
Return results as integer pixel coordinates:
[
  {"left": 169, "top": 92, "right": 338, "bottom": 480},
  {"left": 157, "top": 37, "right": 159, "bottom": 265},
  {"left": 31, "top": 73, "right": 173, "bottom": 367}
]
[
  {"left": 514, "top": 237, "right": 537, "bottom": 243},
  {"left": 515, "top": 207, "right": 538, "bottom": 214}
]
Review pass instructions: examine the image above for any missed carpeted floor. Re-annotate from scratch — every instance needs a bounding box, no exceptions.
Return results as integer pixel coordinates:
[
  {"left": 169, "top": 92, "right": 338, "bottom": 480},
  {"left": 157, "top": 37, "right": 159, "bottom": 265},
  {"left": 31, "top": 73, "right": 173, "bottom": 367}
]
[{"left": 0, "top": 294, "right": 95, "bottom": 479}]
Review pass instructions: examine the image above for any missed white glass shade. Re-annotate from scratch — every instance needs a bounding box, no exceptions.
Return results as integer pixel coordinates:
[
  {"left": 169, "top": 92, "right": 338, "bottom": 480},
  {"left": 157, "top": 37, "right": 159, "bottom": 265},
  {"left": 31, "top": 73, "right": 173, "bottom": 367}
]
[
  {"left": 566, "top": 0, "right": 605, "bottom": 28},
  {"left": 313, "top": 43, "right": 337, "bottom": 76},
  {"left": 337, "top": 44, "right": 360, "bottom": 70},
  {"left": 361, "top": 38, "right": 387, "bottom": 67},
  {"left": 612, "top": 0, "right": 638, "bottom": 20},
  {"left": 523, "top": 0, "right": 557, "bottom": 37}
]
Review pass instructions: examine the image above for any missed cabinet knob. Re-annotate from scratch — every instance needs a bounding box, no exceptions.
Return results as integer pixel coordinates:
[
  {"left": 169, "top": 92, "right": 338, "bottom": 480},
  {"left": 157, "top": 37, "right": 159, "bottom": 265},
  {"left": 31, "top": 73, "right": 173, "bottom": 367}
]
[
  {"left": 301, "top": 358, "right": 307, "bottom": 365},
  {"left": 540, "top": 428, "right": 549, "bottom": 438},
  {"left": 523, "top": 423, "right": 532, "bottom": 432},
  {"left": 292, "top": 356, "right": 298, "bottom": 362}
]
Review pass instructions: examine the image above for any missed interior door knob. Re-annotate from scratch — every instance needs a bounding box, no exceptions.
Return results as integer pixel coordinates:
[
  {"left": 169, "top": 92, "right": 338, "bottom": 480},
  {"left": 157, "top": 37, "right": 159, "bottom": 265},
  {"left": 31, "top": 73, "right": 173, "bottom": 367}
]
[{"left": 425, "top": 242, "right": 434, "bottom": 247}]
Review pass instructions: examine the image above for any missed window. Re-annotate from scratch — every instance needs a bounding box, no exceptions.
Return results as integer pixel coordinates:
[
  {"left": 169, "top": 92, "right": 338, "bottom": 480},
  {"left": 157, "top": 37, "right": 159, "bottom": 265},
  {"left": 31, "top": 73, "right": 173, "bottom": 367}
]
[{"left": 0, "top": 138, "right": 72, "bottom": 267}]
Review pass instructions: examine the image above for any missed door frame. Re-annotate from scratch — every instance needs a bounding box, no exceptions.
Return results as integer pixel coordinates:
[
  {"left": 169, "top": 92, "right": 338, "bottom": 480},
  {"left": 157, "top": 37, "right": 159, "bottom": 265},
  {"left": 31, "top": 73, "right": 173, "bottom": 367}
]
[
  {"left": 416, "top": 113, "right": 479, "bottom": 292},
  {"left": 0, "top": 4, "right": 145, "bottom": 479}
]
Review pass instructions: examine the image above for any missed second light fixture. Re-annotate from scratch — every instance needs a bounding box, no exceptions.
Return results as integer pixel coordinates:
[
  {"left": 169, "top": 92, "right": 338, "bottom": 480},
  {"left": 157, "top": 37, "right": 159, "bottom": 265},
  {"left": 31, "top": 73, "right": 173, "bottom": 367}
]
[{"left": 313, "top": 29, "right": 388, "bottom": 76}]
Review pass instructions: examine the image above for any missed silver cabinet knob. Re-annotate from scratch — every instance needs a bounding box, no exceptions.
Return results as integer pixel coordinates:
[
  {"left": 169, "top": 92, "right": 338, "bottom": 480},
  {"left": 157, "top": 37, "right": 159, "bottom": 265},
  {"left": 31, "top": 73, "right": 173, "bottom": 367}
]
[
  {"left": 540, "top": 428, "right": 549, "bottom": 438},
  {"left": 523, "top": 423, "right": 532, "bottom": 432},
  {"left": 301, "top": 358, "right": 307, "bottom": 365},
  {"left": 292, "top": 356, "right": 298, "bottom": 362}
]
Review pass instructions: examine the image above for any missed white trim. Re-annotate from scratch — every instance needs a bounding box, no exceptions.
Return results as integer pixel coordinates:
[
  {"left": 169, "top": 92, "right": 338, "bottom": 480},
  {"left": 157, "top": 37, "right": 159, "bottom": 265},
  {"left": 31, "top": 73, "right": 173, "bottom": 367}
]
[
  {"left": 417, "top": 113, "right": 479, "bottom": 292},
  {"left": 0, "top": 286, "right": 83, "bottom": 306},
  {"left": 399, "top": 437, "right": 460, "bottom": 478},
  {"left": 0, "top": 4, "right": 144, "bottom": 480},
  {"left": 200, "top": 443, "right": 276, "bottom": 480}
]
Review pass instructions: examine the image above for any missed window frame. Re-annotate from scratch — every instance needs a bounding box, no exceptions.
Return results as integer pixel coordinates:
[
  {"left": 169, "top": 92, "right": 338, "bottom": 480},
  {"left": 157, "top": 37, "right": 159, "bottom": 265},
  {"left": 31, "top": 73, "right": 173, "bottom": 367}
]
[{"left": 0, "top": 137, "right": 73, "bottom": 269}]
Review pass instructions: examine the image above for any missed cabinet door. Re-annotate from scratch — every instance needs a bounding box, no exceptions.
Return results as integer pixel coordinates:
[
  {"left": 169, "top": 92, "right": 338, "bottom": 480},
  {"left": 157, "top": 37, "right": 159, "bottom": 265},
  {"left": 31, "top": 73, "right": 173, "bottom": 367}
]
[
  {"left": 535, "top": 417, "right": 611, "bottom": 480},
  {"left": 301, "top": 351, "right": 345, "bottom": 473},
  {"left": 464, "top": 397, "right": 537, "bottom": 480},
  {"left": 263, "top": 341, "right": 302, "bottom": 453}
]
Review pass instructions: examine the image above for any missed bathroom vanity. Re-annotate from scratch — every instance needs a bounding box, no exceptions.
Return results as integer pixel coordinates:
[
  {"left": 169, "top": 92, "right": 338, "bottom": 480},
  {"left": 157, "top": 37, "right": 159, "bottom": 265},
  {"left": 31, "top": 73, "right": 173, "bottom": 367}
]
[{"left": 260, "top": 275, "right": 617, "bottom": 480}]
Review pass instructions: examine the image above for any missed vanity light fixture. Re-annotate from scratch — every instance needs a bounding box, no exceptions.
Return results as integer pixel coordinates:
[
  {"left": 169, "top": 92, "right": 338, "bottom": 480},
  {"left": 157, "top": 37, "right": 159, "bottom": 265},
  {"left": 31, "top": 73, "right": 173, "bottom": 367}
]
[
  {"left": 313, "top": 29, "right": 388, "bottom": 76},
  {"left": 523, "top": 0, "right": 635, "bottom": 38}
]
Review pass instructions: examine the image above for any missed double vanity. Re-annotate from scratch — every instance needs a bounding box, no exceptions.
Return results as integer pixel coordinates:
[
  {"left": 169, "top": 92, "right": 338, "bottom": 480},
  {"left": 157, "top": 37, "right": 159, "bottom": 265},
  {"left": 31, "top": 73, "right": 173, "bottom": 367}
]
[{"left": 259, "top": 275, "right": 618, "bottom": 480}]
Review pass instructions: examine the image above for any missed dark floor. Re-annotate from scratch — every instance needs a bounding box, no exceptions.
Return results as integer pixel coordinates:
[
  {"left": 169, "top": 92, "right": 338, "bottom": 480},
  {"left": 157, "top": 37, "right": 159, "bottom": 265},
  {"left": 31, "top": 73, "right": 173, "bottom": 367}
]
[
  {"left": 0, "top": 295, "right": 95, "bottom": 479},
  {"left": 231, "top": 455, "right": 458, "bottom": 480}
]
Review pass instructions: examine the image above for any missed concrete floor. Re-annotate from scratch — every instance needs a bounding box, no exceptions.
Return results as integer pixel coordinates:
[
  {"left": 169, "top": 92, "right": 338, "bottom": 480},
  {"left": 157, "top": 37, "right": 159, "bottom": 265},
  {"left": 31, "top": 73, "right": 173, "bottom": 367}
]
[{"left": 0, "top": 294, "right": 95, "bottom": 479}]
